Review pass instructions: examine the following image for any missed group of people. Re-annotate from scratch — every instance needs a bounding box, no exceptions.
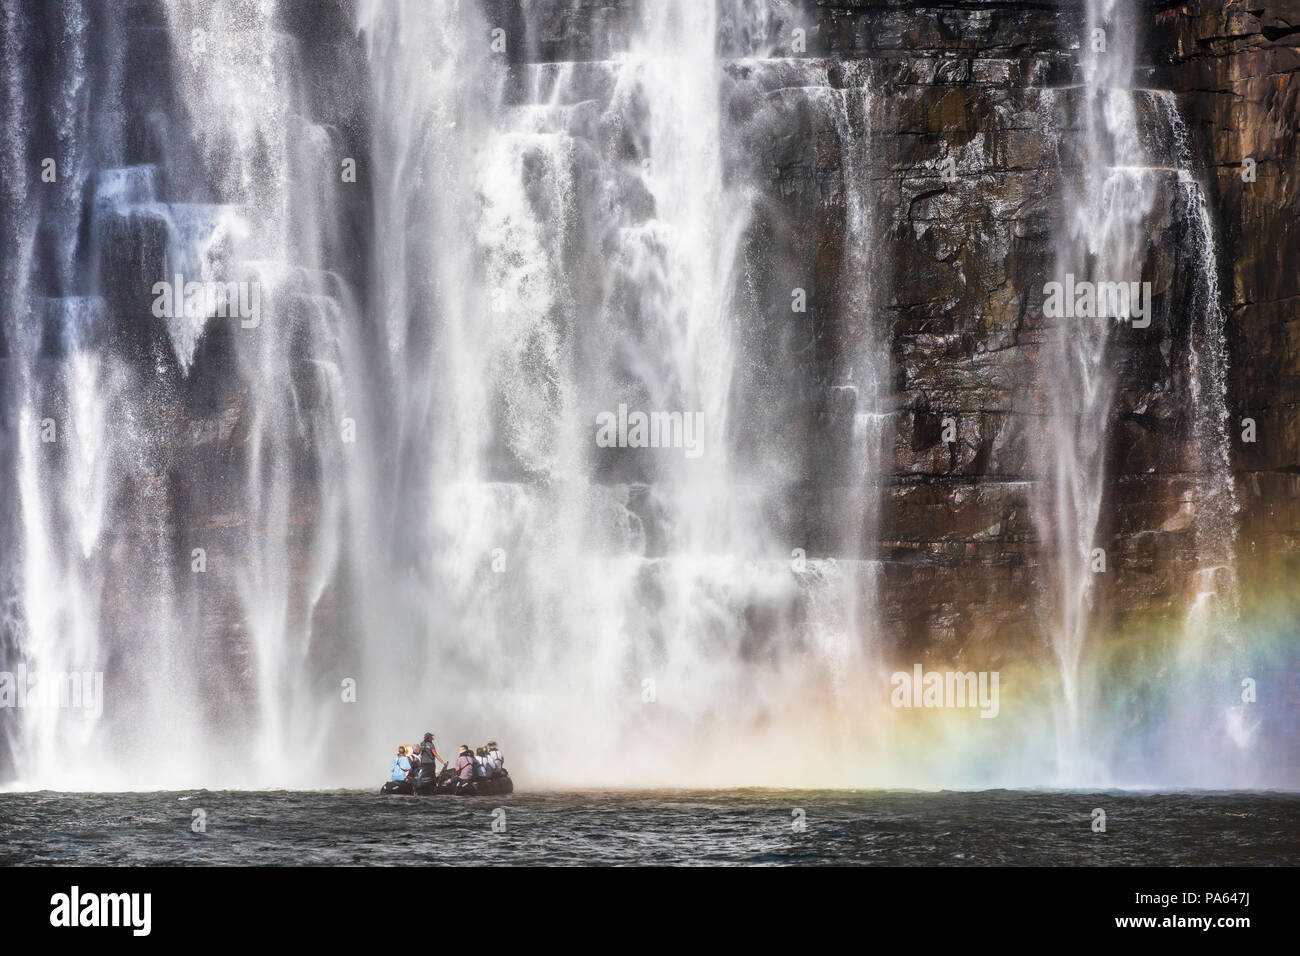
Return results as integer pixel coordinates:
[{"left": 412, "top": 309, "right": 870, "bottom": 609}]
[{"left": 390, "top": 733, "right": 505, "bottom": 790}]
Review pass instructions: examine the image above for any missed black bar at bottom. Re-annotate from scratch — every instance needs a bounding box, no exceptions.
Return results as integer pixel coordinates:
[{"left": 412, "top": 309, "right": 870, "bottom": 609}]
[{"left": 0, "top": 865, "right": 1280, "bottom": 942}]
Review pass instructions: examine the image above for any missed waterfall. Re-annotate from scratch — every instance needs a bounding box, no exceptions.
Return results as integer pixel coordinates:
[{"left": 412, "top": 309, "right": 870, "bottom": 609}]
[
  {"left": 348, "top": 0, "right": 888, "bottom": 785},
  {"left": 1037, "top": 0, "right": 1149, "bottom": 784},
  {"left": 0, "top": 0, "right": 888, "bottom": 788},
  {"left": 1163, "top": 97, "right": 1240, "bottom": 604},
  {"left": 0, "top": 0, "right": 1260, "bottom": 791},
  {"left": 0, "top": 1, "right": 209, "bottom": 788},
  {"left": 1037, "top": 0, "right": 1242, "bottom": 785},
  {"left": 1156, "top": 93, "right": 1250, "bottom": 786}
]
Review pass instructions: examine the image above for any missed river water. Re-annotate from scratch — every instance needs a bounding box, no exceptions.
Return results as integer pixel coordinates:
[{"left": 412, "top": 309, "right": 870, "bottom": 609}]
[{"left": 3, "top": 789, "right": 1296, "bottom": 866}]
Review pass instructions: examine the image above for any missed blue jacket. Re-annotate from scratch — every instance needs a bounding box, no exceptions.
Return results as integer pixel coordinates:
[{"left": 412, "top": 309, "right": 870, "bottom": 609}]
[{"left": 390, "top": 755, "right": 412, "bottom": 781}]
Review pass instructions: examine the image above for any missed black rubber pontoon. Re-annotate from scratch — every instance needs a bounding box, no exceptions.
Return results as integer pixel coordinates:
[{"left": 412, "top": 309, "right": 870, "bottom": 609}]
[{"left": 380, "top": 769, "right": 514, "bottom": 796}]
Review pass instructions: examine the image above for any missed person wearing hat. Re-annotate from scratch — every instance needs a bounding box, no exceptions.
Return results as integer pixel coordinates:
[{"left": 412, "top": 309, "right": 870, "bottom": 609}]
[
  {"left": 414, "top": 732, "right": 447, "bottom": 788},
  {"left": 486, "top": 741, "right": 503, "bottom": 774}
]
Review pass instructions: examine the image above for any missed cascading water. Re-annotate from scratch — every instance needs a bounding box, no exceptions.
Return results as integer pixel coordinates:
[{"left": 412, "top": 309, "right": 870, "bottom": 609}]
[
  {"left": 0, "top": 0, "right": 212, "bottom": 788},
  {"left": 350, "top": 0, "right": 889, "bottom": 785},
  {"left": 1154, "top": 93, "right": 1251, "bottom": 786},
  {"left": 1037, "top": 0, "right": 1244, "bottom": 785},
  {"left": 1, "top": 0, "right": 891, "bottom": 789},
  {"left": 1037, "top": 0, "right": 1150, "bottom": 784}
]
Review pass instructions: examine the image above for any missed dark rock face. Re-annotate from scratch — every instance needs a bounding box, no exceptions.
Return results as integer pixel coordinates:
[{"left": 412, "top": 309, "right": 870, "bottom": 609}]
[
  {"left": 753, "top": 0, "right": 1299, "bottom": 664},
  {"left": 1151, "top": 1, "right": 1300, "bottom": 576}
]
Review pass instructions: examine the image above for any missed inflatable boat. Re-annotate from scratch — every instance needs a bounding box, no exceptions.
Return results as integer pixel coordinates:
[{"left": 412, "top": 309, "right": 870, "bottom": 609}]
[{"left": 381, "top": 768, "right": 514, "bottom": 797}]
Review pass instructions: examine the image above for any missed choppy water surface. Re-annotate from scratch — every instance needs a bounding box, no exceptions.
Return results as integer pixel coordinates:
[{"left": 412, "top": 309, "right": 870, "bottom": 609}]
[{"left": 2, "top": 789, "right": 1296, "bottom": 866}]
